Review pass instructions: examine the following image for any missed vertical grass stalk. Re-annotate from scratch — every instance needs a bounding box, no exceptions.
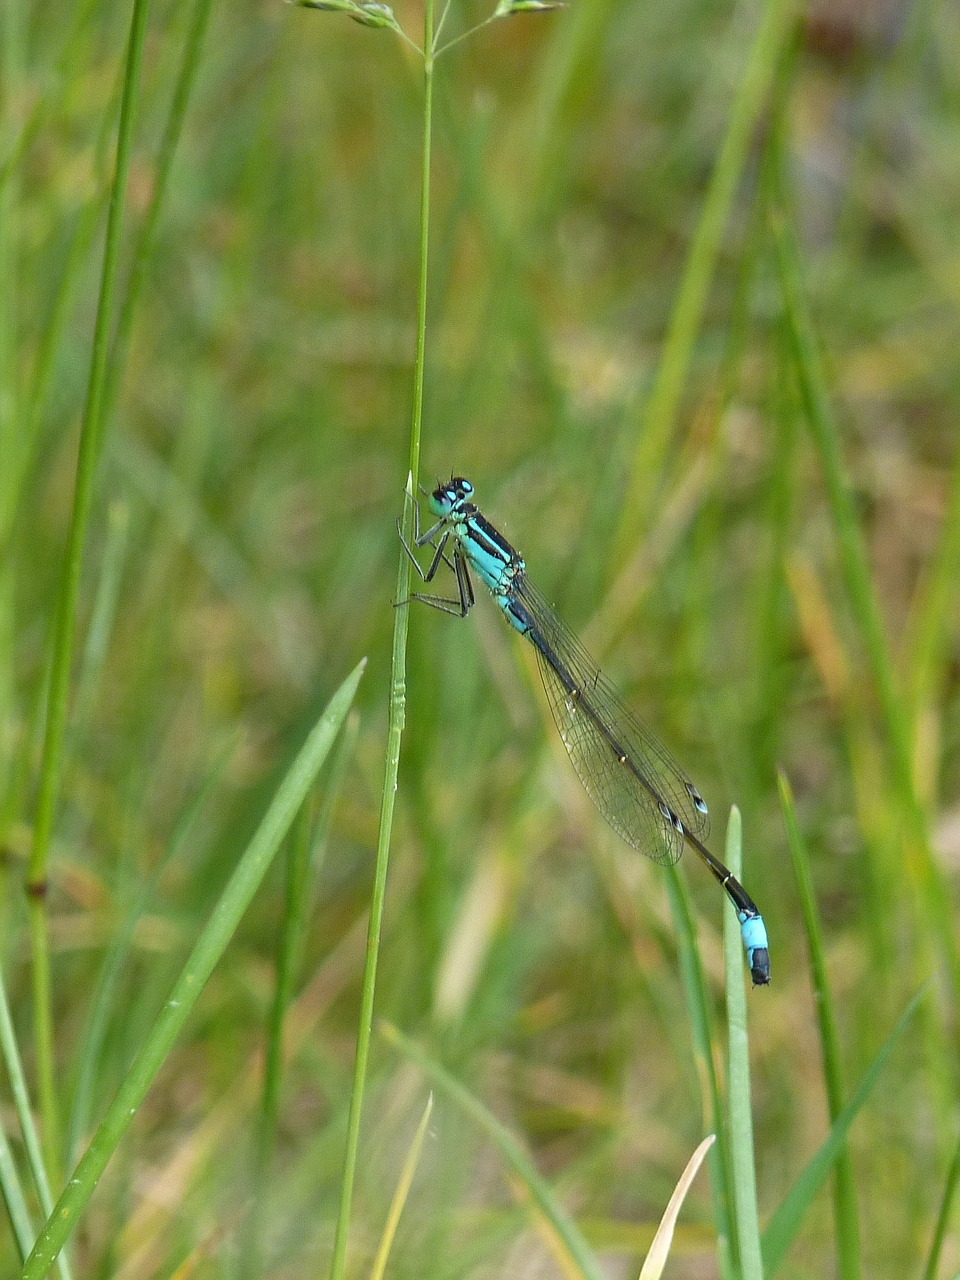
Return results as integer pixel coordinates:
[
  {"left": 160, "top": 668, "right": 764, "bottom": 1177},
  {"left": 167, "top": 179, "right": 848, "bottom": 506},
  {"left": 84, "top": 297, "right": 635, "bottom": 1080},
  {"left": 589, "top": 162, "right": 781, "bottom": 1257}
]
[
  {"left": 614, "top": 0, "right": 796, "bottom": 559},
  {"left": 26, "top": 0, "right": 153, "bottom": 1180},
  {"left": 722, "top": 808, "right": 763, "bottom": 1280},
  {"left": 779, "top": 771, "right": 861, "bottom": 1279},
  {"left": 327, "top": 8, "right": 434, "bottom": 1277},
  {"left": 243, "top": 713, "right": 357, "bottom": 1280},
  {"left": 99, "top": 0, "right": 218, "bottom": 427},
  {"left": 0, "top": 970, "right": 73, "bottom": 1279},
  {"left": 0, "top": 0, "right": 21, "bottom": 771},
  {"left": 663, "top": 865, "right": 737, "bottom": 1280},
  {"left": 771, "top": 206, "right": 960, "bottom": 1015},
  {"left": 921, "top": 1127, "right": 960, "bottom": 1280}
]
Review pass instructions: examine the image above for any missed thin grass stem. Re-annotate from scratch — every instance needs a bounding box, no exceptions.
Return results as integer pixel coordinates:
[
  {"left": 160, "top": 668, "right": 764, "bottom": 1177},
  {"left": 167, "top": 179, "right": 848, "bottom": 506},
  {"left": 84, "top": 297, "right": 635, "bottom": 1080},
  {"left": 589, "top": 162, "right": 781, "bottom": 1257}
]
[
  {"left": 722, "top": 808, "right": 762, "bottom": 1280},
  {"left": 0, "top": 969, "right": 73, "bottom": 1280},
  {"left": 771, "top": 204, "right": 960, "bottom": 1020},
  {"left": 0, "top": 0, "right": 24, "bottom": 842},
  {"left": 243, "top": 712, "right": 357, "bottom": 1280},
  {"left": 97, "top": 0, "right": 217, "bottom": 429},
  {"left": 614, "top": 0, "right": 797, "bottom": 560},
  {"left": 0, "top": 1110, "right": 33, "bottom": 1264},
  {"left": 663, "top": 864, "right": 736, "bottom": 1280},
  {"left": 435, "top": 15, "right": 497, "bottom": 58},
  {"left": 26, "top": 0, "right": 154, "bottom": 1181},
  {"left": 368, "top": 1093, "right": 434, "bottom": 1280},
  {"left": 327, "top": 9, "right": 433, "bottom": 1277},
  {"left": 779, "top": 771, "right": 861, "bottom": 1279},
  {"left": 921, "top": 1126, "right": 960, "bottom": 1280}
]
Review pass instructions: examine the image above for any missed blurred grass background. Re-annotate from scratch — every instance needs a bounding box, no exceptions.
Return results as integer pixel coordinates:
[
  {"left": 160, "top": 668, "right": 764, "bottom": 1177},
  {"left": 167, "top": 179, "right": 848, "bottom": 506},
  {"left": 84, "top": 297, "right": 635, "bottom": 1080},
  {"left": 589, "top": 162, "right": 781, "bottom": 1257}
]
[{"left": 2, "top": 0, "right": 960, "bottom": 1275}]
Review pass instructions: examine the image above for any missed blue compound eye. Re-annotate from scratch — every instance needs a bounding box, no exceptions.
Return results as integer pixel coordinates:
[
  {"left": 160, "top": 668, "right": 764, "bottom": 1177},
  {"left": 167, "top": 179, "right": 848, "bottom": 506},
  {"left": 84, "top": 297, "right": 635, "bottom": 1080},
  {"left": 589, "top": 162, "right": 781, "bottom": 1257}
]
[
  {"left": 429, "top": 481, "right": 456, "bottom": 516},
  {"left": 430, "top": 477, "right": 474, "bottom": 516}
]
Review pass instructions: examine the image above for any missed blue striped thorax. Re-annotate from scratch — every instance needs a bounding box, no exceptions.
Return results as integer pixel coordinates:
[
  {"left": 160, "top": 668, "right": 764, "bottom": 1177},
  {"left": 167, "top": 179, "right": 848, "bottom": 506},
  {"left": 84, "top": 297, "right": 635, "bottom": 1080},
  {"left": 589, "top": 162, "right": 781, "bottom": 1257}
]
[{"left": 430, "top": 477, "right": 525, "bottom": 598}]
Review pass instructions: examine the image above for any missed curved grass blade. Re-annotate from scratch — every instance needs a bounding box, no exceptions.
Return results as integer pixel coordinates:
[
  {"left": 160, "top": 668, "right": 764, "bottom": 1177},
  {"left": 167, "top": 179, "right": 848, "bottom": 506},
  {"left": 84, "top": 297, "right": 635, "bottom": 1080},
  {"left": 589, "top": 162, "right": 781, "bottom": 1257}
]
[
  {"left": 368, "top": 1093, "right": 434, "bottom": 1280},
  {"left": 638, "top": 1134, "right": 715, "bottom": 1280},
  {"left": 19, "top": 658, "right": 366, "bottom": 1280},
  {"left": 761, "top": 990, "right": 924, "bottom": 1275}
]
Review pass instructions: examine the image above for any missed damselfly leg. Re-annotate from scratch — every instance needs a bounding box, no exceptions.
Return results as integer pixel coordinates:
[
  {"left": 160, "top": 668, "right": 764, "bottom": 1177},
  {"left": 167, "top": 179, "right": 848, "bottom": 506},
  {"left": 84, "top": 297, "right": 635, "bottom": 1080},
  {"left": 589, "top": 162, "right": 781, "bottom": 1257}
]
[{"left": 397, "top": 499, "right": 476, "bottom": 617}]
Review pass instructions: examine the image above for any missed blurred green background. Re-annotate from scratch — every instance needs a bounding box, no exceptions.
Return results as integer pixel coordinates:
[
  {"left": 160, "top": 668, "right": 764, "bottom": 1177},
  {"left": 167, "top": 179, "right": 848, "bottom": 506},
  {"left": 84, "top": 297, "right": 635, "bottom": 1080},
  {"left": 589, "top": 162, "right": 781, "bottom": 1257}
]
[{"left": 2, "top": 0, "right": 960, "bottom": 1274}]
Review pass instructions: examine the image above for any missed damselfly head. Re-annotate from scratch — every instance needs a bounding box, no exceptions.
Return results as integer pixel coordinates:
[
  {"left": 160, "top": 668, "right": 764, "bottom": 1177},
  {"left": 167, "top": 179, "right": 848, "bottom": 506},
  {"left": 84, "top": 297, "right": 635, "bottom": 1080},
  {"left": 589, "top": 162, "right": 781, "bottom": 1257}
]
[{"left": 429, "top": 476, "right": 474, "bottom": 517}]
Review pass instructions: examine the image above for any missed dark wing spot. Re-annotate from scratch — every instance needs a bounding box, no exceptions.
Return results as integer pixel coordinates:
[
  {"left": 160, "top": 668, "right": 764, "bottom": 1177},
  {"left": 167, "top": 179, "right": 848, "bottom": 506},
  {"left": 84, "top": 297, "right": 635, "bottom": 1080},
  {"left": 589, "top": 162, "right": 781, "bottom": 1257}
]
[
  {"left": 658, "top": 799, "right": 684, "bottom": 835},
  {"left": 686, "top": 783, "right": 709, "bottom": 815}
]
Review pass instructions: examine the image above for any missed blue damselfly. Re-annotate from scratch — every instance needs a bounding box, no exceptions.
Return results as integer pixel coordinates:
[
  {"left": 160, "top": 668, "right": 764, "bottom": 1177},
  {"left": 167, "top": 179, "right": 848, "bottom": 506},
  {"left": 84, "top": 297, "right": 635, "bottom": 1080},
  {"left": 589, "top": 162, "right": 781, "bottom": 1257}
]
[{"left": 400, "top": 476, "right": 770, "bottom": 985}]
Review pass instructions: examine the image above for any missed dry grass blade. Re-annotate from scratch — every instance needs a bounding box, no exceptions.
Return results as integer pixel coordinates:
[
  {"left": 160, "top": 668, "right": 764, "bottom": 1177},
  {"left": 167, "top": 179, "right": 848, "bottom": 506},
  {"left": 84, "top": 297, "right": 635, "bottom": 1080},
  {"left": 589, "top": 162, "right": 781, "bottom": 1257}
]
[{"left": 638, "top": 1134, "right": 716, "bottom": 1280}]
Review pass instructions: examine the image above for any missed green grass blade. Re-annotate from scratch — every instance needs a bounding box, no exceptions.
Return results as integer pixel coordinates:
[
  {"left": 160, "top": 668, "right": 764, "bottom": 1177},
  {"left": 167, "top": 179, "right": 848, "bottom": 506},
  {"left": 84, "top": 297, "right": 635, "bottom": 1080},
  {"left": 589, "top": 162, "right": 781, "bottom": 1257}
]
[
  {"left": 778, "top": 771, "right": 861, "bottom": 1279},
  {"left": 0, "top": 968, "right": 73, "bottom": 1279},
  {"left": 66, "top": 738, "right": 235, "bottom": 1164},
  {"left": 242, "top": 711, "right": 358, "bottom": 1280},
  {"left": 0, "top": 1107, "right": 33, "bottom": 1264},
  {"left": 72, "top": 500, "right": 130, "bottom": 735},
  {"left": 368, "top": 1092, "right": 434, "bottom": 1280},
  {"left": 771, "top": 204, "right": 960, "bottom": 1008},
  {"left": 26, "top": 0, "right": 153, "bottom": 1181},
  {"left": 761, "top": 990, "right": 924, "bottom": 1275},
  {"left": 905, "top": 432, "right": 960, "bottom": 761},
  {"left": 921, "top": 1126, "right": 960, "bottom": 1280},
  {"left": 722, "top": 807, "right": 763, "bottom": 1280},
  {"left": 663, "top": 864, "right": 736, "bottom": 1280},
  {"left": 327, "top": 0, "right": 434, "bottom": 1265},
  {"left": 98, "top": 0, "right": 217, "bottom": 428},
  {"left": 18, "top": 658, "right": 365, "bottom": 1280},
  {"left": 0, "top": 969, "right": 44, "bottom": 1264},
  {"left": 383, "top": 1023, "right": 607, "bottom": 1280},
  {"left": 29, "top": 0, "right": 153, "bottom": 886},
  {"left": 615, "top": 0, "right": 797, "bottom": 557},
  {"left": 263, "top": 711, "right": 359, "bottom": 1129},
  {"left": 0, "top": 0, "right": 23, "bottom": 793},
  {"left": 0, "top": 0, "right": 100, "bottom": 191}
]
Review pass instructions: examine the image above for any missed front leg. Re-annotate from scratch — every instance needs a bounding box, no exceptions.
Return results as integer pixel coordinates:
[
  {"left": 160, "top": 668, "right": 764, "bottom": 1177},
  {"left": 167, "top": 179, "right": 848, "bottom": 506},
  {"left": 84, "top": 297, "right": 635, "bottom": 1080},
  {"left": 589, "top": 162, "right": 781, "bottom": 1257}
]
[
  {"left": 411, "top": 546, "right": 475, "bottom": 618},
  {"left": 398, "top": 496, "right": 456, "bottom": 582},
  {"left": 399, "top": 519, "right": 453, "bottom": 585}
]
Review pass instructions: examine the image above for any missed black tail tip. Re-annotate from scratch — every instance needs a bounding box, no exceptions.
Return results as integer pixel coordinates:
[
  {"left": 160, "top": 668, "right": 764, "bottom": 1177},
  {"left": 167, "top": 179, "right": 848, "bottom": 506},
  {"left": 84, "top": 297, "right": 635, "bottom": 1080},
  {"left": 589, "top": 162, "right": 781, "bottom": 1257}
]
[{"left": 750, "top": 948, "right": 771, "bottom": 986}]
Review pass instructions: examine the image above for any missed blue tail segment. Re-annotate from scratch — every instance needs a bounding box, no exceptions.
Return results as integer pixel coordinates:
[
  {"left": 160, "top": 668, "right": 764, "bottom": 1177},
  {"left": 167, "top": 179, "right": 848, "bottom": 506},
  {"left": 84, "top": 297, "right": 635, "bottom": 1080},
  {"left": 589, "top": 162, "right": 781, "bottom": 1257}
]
[{"left": 739, "top": 913, "right": 771, "bottom": 987}]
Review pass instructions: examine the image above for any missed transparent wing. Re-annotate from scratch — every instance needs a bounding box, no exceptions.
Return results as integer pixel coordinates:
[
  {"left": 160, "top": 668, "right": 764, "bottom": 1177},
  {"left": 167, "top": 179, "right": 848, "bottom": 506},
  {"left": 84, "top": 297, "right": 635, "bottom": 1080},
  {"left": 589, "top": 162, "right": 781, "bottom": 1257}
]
[{"left": 514, "top": 572, "right": 710, "bottom": 865}]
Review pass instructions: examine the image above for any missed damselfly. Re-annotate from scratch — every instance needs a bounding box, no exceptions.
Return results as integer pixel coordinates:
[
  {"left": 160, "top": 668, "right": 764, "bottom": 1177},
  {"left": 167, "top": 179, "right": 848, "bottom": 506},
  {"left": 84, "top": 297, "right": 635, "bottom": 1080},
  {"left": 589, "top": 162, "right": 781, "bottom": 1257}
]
[{"left": 400, "top": 476, "right": 770, "bottom": 986}]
